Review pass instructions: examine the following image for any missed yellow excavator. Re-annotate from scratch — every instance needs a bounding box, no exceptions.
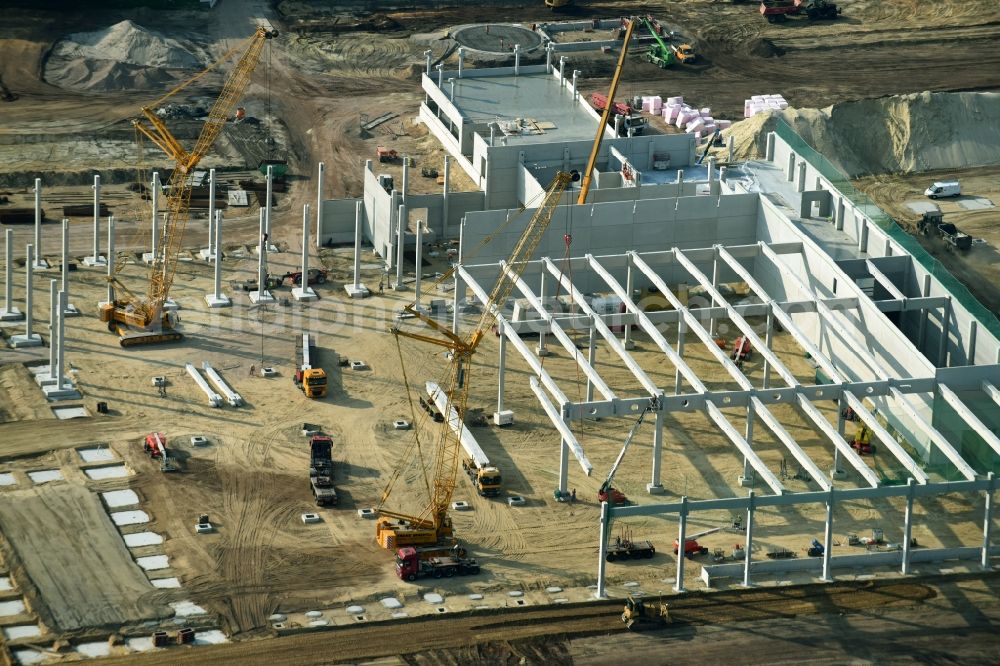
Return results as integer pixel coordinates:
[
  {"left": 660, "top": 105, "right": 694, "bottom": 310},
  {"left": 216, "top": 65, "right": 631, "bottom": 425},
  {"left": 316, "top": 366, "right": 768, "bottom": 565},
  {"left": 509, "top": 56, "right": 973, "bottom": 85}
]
[
  {"left": 99, "top": 26, "right": 277, "bottom": 346},
  {"left": 375, "top": 18, "right": 639, "bottom": 556}
]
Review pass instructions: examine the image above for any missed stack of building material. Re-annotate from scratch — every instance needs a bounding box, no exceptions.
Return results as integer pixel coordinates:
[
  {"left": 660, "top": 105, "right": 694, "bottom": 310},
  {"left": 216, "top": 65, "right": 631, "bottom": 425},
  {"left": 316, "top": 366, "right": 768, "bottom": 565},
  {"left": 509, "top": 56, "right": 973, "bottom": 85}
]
[
  {"left": 641, "top": 95, "right": 662, "bottom": 114},
  {"left": 744, "top": 94, "right": 788, "bottom": 118}
]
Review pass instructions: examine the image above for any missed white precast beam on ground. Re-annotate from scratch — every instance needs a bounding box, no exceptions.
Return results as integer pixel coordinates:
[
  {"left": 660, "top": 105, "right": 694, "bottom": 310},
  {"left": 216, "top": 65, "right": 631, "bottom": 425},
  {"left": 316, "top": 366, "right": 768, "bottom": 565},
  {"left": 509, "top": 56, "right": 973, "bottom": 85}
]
[
  {"left": 865, "top": 260, "right": 906, "bottom": 301},
  {"left": 889, "top": 387, "right": 976, "bottom": 480},
  {"left": 185, "top": 363, "right": 222, "bottom": 407},
  {"left": 427, "top": 381, "right": 490, "bottom": 468},
  {"left": 843, "top": 392, "right": 927, "bottom": 484},
  {"left": 797, "top": 396, "right": 880, "bottom": 486},
  {"left": 202, "top": 362, "right": 243, "bottom": 407},
  {"left": 529, "top": 377, "right": 593, "bottom": 476},
  {"left": 502, "top": 261, "right": 616, "bottom": 401},
  {"left": 542, "top": 257, "right": 660, "bottom": 396},
  {"left": 938, "top": 384, "right": 1000, "bottom": 457},
  {"left": 457, "top": 265, "right": 569, "bottom": 405}
]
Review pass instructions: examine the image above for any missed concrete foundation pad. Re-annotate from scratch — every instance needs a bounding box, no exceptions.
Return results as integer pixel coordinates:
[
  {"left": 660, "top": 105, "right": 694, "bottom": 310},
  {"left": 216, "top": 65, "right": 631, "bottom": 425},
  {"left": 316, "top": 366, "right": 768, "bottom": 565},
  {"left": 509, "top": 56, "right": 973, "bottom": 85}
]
[
  {"left": 204, "top": 293, "right": 231, "bottom": 308},
  {"left": 198, "top": 248, "right": 216, "bottom": 261},
  {"left": 141, "top": 252, "right": 155, "bottom": 265},
  {"left": 249, "top": 290, "right": 275, "bottom": 304},
  {"left": 63, "top": 304, "right": 80, "bottom": 317},
  {"left": 738, "top": 475, "right": 754, "bottom": 487},
  {"left": 162, "top": 298, "right": 179, "bottom": 311},
  {"left": 33, "top": 259, "right": 50, "bottom": 269},
  {"left": 82, "top": 256, "right": 107, "bottom": 267},
  {"left": 43, "top": 385, "right": 81, "bottom": 401},
  {"left": 10, "top": 333, "right": 43, "bottom": 348},
  {"left": 646, "top": 483, "right": 665, "bottom": 494},
  {"left": 0, "top": 307, "right": 24, "bottom": 321},
  {"left": 292, "top": 287, "right": 318, "bottom": 302},
  {"left": 344, "top": 284, "right": 370, "bottom": 298},
  {"left": 536, "top": 346, "right": 550, "bottom": 357},
  {"left": 830, "top": 469, "right": 847, "bottom": 480}
]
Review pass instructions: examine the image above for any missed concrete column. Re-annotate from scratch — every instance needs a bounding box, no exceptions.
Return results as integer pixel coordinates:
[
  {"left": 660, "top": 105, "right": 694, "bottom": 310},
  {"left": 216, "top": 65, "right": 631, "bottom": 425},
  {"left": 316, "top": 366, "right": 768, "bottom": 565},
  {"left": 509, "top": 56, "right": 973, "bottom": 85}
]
[
  {"left": 250, "top": 207, "right": 273, "bottom": 304},
  {"left": 623, "top": 262, "right": 635, "bottom": 349},
  {"left": 571, "top": 70, "right": 579, "bottom": 101},
  {"left": 150, "top": 172, "right": 160, "bottom": 261},
  {"left": 586, "top": 319, "right": 597, "bottom": 401},
  {"left": 832, "top": 394, "right": 846, "bottom": 480},
  {"left": 559, "top": 431, "right": 569, "bottom": 493},
  {"left": 648, "top": 408, "right": 664, "bottom": 493},
  {"left": 395, "top": 204, "right": 406, "bottom": 290},
  {"left": 413, "top": 221, "right": 424, "bottom": 307},
  {"left": 402, "top": 158, "right": 410, "bottom": 202},
  {"left": 105, "top": 216, "right": 115, "bottom": 305},
  {"left": 762, "top": 309, "right": 774, "bottom": 389},
  {"left": 436, "top": 63, "right": 443, "bottom": 88},
  {"left": 55, "top": 290, "right": 65, "bottom": 389},
  {"left": 497, "top": 328, "right": 507, "bottom": 415},
  {"left": 674, "top": 318, "right": 686, "bottom": 394},
  {"left": 0, "top": 229, "right": 21, "bottom": 320},
  {"left": 727, "top": 135, "right": 735, "bottom": 163},
  {"left": 441, "top": 155, "right": 451, "bottom": 238},
  {"left": 59, "top": 220, "right": 77, "bottom": 317},
  {"left": 786, "top": 152, "right": 796, "bottom": 182},
  {"left": 836, "top": 197, "right": 846, "bottom": 230},
  {"left": 315, "top": 161, "right": 325, "bottom": 248},
  {"left": 674, "top": 496, "right": 688, "bottom": 592},
  {"left": 264, "top": 165, "right": 274, "bottom": 237},
  {"left": 901, "top": 477, "right": 916, "bottom": 575},
  {"left": 938, "top": 298, "right": 952, "bottom": 366},
  {"left": 859, "top": 218, "right": 869, "bottom": 253},
  {"left": 596, "top": 500, "right": 610, "bottom": 598},
  {"left": 293, "top": 204, "right": 317, "bottom": 302},
  {"left": 457, "top": 47, "right": 464, "bottom": 77},
  {"left": 48, "top": 280, "right": 57, "bottom": 369},
  {"left": 968, "top": 320, "right": 978, "bottom": 366},
  {"left": 546, "top": 43, "right": 553, "bottom": 73},
  {"left": 205, "top": 210, "right": 230, "bottom": 307},
  {"left": 537, "top": 271, "right": 548, "bottom": 356},
  {"left": 207, "top": 168, "right": 216, "bottom": 255},
  {"left": 559, "top": 57, "right": 567, "bottom": 90},
  {"left": 12, "top": 244, "right": 42, "bottom": 347},
  {"left": 614, "top": 115, "right": 622, "bottom": 137},
  {"left": 983, "top": 472, "right": 995, "bottom": 571},
  {"left": 822, "top": 487, "right": 835, "bottom": 581},
  {"left": 743, "top": 491, "right": 755, "bottom": 587},
  {"left": 33, "top": 178, "right": 46, "bottom": 268},
  {"left": 708, "top": 254, "right": 719, "bottom": 336},
  {"left": 514, "top": 44, "right": 521, "bottom": 75},
  {"left": 345, "top": 200, "right": 368, "bottom": 298},
  {"left": 765, "top": 132, "right": 776, "bottom": 161},
  {"left": 796, "top": 160, "right": 807, "bottom": 193},
  {"left": 740, "top": 401, "right": 755, "bottom": 486},
  {"left": 452, "top": 220, "right": 464, "bottom": 335},
  {"left": 917, "top": 274, "right": 931, "bottom": 352},
  {"left": 448, "top": 78, "right": 455, "bottom": 101},
  {"left": 425, "top": 49, "right": 432, "bottom": 74},
  {"left": 676, "top": 169, "right": 684, "bottom": 187},
  {"left": 85, "top": 175, "right": 105, "bottom": 266}
]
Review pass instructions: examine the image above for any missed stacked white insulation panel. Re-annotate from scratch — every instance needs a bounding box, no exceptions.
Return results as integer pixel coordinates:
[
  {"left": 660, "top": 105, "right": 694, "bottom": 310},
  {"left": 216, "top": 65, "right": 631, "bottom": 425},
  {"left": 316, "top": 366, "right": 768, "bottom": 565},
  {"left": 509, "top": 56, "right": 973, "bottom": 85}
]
[
  {"left": 657, "top": 96, "right": 731, "bottom": 141},
  {"left": 744, "top": 93, "right": 788, "bottom": 118}
]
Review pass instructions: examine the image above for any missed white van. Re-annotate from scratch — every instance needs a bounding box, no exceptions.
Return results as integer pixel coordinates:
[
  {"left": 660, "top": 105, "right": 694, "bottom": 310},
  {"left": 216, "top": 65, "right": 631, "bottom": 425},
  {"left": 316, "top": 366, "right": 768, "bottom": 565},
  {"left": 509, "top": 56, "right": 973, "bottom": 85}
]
[{"left": 924, "top": 181, "right": 961, "bottom": 199}]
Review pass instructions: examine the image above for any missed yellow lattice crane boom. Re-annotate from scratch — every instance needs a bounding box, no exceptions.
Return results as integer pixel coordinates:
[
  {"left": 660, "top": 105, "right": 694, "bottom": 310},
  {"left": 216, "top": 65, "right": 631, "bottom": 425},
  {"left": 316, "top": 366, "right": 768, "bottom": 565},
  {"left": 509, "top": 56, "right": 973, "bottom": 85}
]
[
  {"left": 99, "top": 26, "right": 276, "bottom": 346},
  {"left": 376, "top": 170, "right": 579, "bottom": 551}
]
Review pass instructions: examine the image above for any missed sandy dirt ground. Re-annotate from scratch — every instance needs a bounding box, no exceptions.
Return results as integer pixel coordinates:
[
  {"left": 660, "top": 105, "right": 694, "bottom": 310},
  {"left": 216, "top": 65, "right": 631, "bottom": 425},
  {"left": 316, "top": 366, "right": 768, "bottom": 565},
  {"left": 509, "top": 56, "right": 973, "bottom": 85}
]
[
  {"left": 854, "top": 166, "right": 1000, "bottom": 315},
  {"left": 2, "top": 0, "right": 999, "bottom": 661},
  {"left": 0, "top": 483, "right": 171, "bottom": 630}
]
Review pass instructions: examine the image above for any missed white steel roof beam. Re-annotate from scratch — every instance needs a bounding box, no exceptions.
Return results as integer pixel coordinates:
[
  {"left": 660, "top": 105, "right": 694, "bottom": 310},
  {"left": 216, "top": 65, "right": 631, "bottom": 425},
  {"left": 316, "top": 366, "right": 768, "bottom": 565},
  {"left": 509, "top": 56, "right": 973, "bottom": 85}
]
[
  {"left": 529, "top": 377, "right": 593, "bottom": 476},
  {"left": 865, "top": 260, "right": 907, "bottom": 302},
  {"left": 797, "top": 396, "right": 881, "bottom": 487},
  {"left": 842, "top": 391, "right": 928, "bottom": 484},
  {"left": 752, "top": 397, "right": 831, "bottom": 491},
  {"left": 938, "top": 384, "right": 1000, "bottom": 458},
  {"left": 889, "top": 387, "right": 977, "bottom": 481},
  {"left": 542, "top": 257, "right": 661, "bottom": 397},
  {"left": 705, "top": 401, "right": 785, "bottom": 494},
  {"left": 500, "top": 261, "right": 616, "bottom": 401},
  {"left": 982, "top": 381, "right": 1000, "bottom": 410}
]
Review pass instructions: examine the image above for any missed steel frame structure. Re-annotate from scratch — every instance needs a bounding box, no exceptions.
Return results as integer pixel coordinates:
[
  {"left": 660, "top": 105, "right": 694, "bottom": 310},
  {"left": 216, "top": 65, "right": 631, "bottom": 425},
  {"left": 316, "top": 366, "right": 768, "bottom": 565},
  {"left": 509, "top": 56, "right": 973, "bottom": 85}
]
[{"left": 457, "top": 240, "right": 999, "bottom": 595}]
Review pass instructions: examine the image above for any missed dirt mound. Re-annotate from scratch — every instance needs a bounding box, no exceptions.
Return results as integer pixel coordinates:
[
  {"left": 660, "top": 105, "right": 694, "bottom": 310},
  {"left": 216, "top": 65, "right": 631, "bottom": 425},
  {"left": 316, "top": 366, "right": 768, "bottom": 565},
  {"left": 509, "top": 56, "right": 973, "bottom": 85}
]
[
  {"left": 745, "top": 38, "right": 785, "bottom": 58},
  {"left": 45, "top": 20, "right": 204, "bottom": 92},
  {"left": 725, "top": 91, "right": 1000, "bottom": 176}
]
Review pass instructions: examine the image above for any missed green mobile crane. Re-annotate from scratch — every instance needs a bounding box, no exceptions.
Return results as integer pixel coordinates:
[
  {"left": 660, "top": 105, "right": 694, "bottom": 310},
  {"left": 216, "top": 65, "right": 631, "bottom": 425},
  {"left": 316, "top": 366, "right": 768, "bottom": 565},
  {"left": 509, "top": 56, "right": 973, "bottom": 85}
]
[{"left": 640, "top": 17, "right": 675, "bottom": 69}]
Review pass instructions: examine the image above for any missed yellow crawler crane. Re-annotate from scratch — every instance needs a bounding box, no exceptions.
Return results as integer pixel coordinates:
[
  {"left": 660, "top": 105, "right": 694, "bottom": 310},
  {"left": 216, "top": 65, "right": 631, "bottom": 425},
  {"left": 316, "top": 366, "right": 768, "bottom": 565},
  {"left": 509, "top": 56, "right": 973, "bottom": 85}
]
[{"left": 100, "top": 26, "right": 277, "bottom": 346}]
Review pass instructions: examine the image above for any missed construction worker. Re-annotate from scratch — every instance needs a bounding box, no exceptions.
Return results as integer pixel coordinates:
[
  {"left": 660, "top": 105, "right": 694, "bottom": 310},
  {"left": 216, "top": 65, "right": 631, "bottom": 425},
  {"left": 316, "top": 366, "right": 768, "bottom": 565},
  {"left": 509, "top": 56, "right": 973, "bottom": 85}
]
[
  {"left": 158, "top": 383, "right": 166, "bottom": 398},
  {"left": 571, "top": 488, "right": 576, "bottom": 502},
  {"left": 249, "top": 364, "right": 256, "bottom": 377},
  {"left": 378, "top": 278, "right": 384, "bottom": 295}
]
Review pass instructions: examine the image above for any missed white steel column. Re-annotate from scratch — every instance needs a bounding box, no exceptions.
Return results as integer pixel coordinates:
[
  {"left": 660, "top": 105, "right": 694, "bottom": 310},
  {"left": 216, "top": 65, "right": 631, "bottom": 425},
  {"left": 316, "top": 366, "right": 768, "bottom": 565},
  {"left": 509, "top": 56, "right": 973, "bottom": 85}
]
[
  {"left": 901, "top": 477, "right": 916, "bottom": 575},
  {"left": 674, "top": 318, "right": 686, "bottom": 394},
  {"left": 0, "top": 229, "right": 22, "bottom": 320},
  {"left": 48, "top": 280, "right": 57, "bottom": 370},
  {"left": 33, "top": 178, "right": 47, "bottom": 268},
  {"left": 149, "top": 171, "right": 160, "bottom": 263},
  {"left": 55, "top": 290, "right": 66, "bottom": 389},
  {"left": 623, "top": 261, "right": 635, "bottom": 349},
  {"left": 496, "top": 328, "right": 507, "bottom": 415},
  {"left": 104, "top": 216, "right": 115, "bottom": 305},
  {"left": 559, "top": 421, "right": 570, "bottom": 493},
  {"left": 264, "top": 165, "right": 274, "bottom": 237},
  {"left": 674, "top": 496, "right": 688, "bottom": 592},
  {"left": 84, "top": 175, "right": 106, "bottom": 266},
  {"left": 249, "top": 207, "right": 274, "bottom": 304},
  {"left": 984, "top": 473, "right": 995, "bottom": 571},
  {"left": 743, "top": 490, "right": 755, "bottom": 587},
  {"left": 451, "top": 220, "right": 464, "bottom": 334},
  {"left": 822, "top": 486, "right": 835, "bottom": 581},
  {"left": 293, "top": 203, "right": 317, "bottom": 302},
  {"left": 205, "top": 211, "right": 230, "bottom": 307},
  {"left": 395, "top": 204, "right": 406, "bottom": 290},
  {"left": 762, "top": 309, "right": 774, "bottom": 389},
  {"left": 11, "top": 244, "right": 42, "bottom": 347},
  {"left": 536, "top": 271, "right": 549, "bottom": 356},
  {"left": 345, "top": 200, "right": 368, "bottom": 298},
  {"left": 648, "top": 408, "right": 664, "bottom": 493},
  {"left": 585, "top": 320, "right": 597, "bottom": 401},
  {"left": 740, "top": 401, "right": 755, "bottom": 486},
  {"left": 596, "top": 501, "right": 610, "bottom": 598},
  {"left": 60, "top": 219, "right": 78, "bottom": 316},
  {"left": 441, "top": 156, "right": 451, "bottom": 237},
  {"left": 708, "top": 252, "right": 719, "bottom": 336},
  {"left": 413, "top": 221, "right": 424, "bottom": 308},
  {"left": 315, "top": 162, "right": 325, "bottom": 248},
  {"left": 200, "top": 169, "right": 216, "bottom": 260}
]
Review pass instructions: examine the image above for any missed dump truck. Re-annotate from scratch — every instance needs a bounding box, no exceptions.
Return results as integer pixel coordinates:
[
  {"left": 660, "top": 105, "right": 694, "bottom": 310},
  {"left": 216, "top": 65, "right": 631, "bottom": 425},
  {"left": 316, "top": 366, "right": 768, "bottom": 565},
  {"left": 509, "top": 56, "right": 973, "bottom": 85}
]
[
  {"left": 295, "top": 333, "right": 328, "bottom": 398},
  {"left": 427, "top": 381, "right": 503, "bottom": 497},
  {"left": 395, "top": 546, "right": 481, "bottom": 581},
  {"left": 376, "top": 146, "right": 398, "bottom": 163},
  {"left": 309, "top": 435, "right": 338, "bottom": 506}
]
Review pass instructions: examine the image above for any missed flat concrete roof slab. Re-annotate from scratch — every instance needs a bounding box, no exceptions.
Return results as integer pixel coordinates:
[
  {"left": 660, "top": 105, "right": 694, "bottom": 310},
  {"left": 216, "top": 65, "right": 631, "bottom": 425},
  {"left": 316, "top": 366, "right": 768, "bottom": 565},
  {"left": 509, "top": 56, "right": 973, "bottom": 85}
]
[{"left": 451, "top": 73, "right": 599, "bottom": 145}]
